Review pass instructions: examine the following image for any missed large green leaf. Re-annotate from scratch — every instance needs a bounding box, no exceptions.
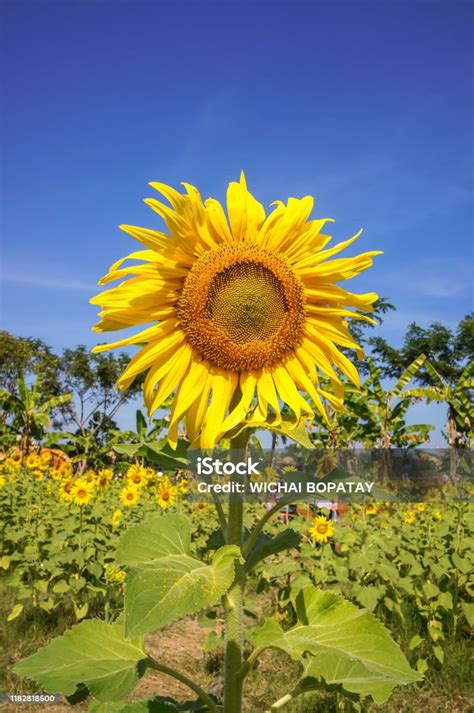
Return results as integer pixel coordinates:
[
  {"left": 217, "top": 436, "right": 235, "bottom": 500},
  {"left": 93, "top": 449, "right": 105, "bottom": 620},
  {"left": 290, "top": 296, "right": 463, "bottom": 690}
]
[
  {"left": 249, "top": 587, "right": 420, "bottom": 704},
  {"left": 245, "top": 529, "right": 301, "bottom": 573},
  {"left": 392, "top": 355, "right": 426, "bottom": 398},
  {"left": 13, "top": 621, "right": 146, "bottom": 701},
  {"left": 125, "top": 545, "right": 242, "bottom": 637},
  {"left": 117, "top": 515, "right": 191, "bottom": 565}
]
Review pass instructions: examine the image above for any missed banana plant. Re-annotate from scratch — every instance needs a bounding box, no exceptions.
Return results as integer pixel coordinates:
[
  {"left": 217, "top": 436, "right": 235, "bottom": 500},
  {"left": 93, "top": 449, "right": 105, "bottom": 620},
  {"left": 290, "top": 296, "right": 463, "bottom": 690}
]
[
  {"left": 357, "top": 355, "right": 433, "bottom": 449},
  {"left": 0, "top": 373, "right": 71, "bottom": 453},
  {"left": 403, "top": 360, "right": 473, "bottom": 479},
  {"left": 311, "top": 356, "right": 433, "bottom": 453}
]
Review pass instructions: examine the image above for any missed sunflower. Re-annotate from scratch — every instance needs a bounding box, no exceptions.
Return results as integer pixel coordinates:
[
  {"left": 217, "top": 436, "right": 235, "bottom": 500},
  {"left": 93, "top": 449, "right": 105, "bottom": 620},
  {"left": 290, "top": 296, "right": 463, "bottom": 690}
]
[
  {"left": 91, "top": 174, "right": 381, "bottom": 448},
  {"left": 71, "top": 480, "right": 94, "bottom": 506},
  {"left": 309, "top": 515, "right": 334, "bottom": 543},
  {"left": 120, "top": 486, "right": 140, "bottom": 507},
  {"left": 365, "top": 503, "right": 378, "bottom": 516},
  {"left": 26, "top": 453, "right": 41, "bottom": 470},
  {"left": 126, "top": 464, "right": 148, "bottom": 488},
  {"left": 59, "top": 478, "right": 75, "bottom": 501},
  {"left": 156, "top": 484, "right": 178, "bottom": 510},
  {"left": 177, "top": 476, "right": 189, "bottom": 494},
  {"left": 0, "top": 475, "right": 5, "bottom": 489},
  {"left": 404, "top": 510, "right": 416, "bottom": 524},
  {"left": 111, "top": 508, "right": 123, "bottom": 526},
  {"left": 96, "top": 468, "right": 113, "bottom": 488},
  {"left": 415, "top": 502, "right": 426, "bottom": 513}
]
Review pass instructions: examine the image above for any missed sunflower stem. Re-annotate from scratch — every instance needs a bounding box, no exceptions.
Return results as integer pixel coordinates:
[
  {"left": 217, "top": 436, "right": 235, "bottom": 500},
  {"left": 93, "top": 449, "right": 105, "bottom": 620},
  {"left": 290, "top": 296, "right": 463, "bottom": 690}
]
[
  {"left": 146, "top": 657, "right": 218, "bottom": 713},
  {"left": 223, "top": 428, "right": 250, "bottom": 713}
]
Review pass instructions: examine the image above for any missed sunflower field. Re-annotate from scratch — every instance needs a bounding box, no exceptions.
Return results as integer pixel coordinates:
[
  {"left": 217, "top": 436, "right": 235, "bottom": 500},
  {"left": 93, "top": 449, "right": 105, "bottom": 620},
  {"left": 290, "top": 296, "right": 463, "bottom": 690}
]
[{"left": 0, "top": 176, "right": 473, "bottom": 713}]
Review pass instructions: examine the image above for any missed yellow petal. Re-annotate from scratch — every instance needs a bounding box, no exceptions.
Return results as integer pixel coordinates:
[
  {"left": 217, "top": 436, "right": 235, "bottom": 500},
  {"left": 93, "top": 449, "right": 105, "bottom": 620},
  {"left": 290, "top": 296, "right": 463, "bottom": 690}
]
[
  {"left": 225, "top": 172, "right": 266, "bottom": 244},
  {"left": 272, "top": 366, "right": 313, "bottom": 420},
  {"left": 186, "top": 372, "right": 213, "bottom": 441},
  {"left": 201, "top": 371, "right": 238, "bottom": 448},
  {"left": 167, "top": 358, "right": 210, "bottom": 446},
  {"left": 91, "top": 324, "right": 163, "bottom": 353},
  {"left": 117, "top": 322, "right": 183, "bottom": 387},
  {"left": 263, "top": 196, "right": 314, "bottom": 252},
  {"left": 285, "top": 356, "right": 329, "bottom": 424},
  {"left": 148, "top": 343, "right": 193, "bottom": 417},
  {"left": 220, "top": 372, "right": 257, "bottom": 432},
  {"left": 255, "top": 369, "right": 281, "bottom": 423},
  {"left": 294, "top": 229, "right": 363, "bottom": 272}
]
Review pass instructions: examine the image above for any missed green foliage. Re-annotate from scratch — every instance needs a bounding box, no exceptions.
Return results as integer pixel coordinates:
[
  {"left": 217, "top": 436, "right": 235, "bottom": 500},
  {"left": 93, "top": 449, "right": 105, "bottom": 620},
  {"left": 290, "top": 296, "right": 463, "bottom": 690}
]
[
  {"left": 13, "top": 620, "right": 146, "bottom": 700},
  {"left": 403, "top": 360, "right": 473, "bottom": 446},
  {"left": 120, "top": 514, "right": 241, "bottom": 636},
  {"left": 251, "top": 586, "right": 420, "bottom": 703},
  {"left": 0, "top": 331, "right": 62, "bottom": 396},
  {"left": 369, "top": 313, "right": 474, "bottom": 385},
  {"left": 0, "top": 373, "right": 72, "bottom": 451}
]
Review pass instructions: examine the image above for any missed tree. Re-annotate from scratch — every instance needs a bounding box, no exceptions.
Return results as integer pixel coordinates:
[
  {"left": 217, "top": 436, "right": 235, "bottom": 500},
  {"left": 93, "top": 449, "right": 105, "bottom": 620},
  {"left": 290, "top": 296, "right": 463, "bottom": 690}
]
[
  {"left": 60, "top": 345, "right": 143, "bottom": 438},
  {"left": 0, "top": 331, "right": 62, "bottom": 397},
  {"left": 368, "top": 313, "right": 474, "bottom": 384},
  {"left": 0, "top": 374, "right": 72, "bottom": 453}
]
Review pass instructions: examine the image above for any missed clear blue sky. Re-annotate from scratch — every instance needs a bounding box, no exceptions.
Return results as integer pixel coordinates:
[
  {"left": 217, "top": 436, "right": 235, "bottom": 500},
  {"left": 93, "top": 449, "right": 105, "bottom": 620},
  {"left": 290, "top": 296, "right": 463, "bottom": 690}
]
[{"left": 1, "top": 0, "right": 473, "bottom": 441}]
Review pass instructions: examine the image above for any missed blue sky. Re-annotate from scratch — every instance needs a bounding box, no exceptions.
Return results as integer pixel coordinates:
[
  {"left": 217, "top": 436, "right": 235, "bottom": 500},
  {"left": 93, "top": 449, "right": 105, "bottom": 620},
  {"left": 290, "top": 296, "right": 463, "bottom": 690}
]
[{"left": 1, "top": 0, "right": 473, "bottom": 441}]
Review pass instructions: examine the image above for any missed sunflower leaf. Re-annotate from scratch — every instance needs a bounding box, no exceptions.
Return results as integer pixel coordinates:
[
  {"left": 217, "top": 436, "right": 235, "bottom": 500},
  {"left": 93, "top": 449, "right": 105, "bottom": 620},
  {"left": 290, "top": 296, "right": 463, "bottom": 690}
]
[
  {"left": 249, "top": 587, "right": 421, "bottom": 703},
  {"left": 117, "top": 514, "right": 191, "bottom": 565},
  {"left": 13, "top": 620, "right": 146, "bottom": 701},
  {"left": 245, "top": 416, "right": 314, "bottom": 448},
  {"left": 245, "top": 529, "right": 301, "bottom": 573},
  {"left": 124, "top": 545, "right": 242, "bottom": 637}
]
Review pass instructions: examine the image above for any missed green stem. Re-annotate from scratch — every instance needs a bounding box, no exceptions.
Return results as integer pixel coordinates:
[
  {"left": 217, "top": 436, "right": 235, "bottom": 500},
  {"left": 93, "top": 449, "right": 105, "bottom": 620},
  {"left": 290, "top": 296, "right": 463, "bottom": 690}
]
[
  {"left": 238, "top": 645, "right": 265, "bottom": 680},
  {"left": 147, "top": 657, "right": 217, "bottom": 713},
  {"left": 265, "top": 692, "right": 294, "bottom": 711},
  {"left": 243, "top": 499, "right": 299, "bottom": 562},
  {"left": 212, "top": 492, "right": 228, "bottom": 540},
  {"left": 223, "top": 429, "right": 250, "bottom": 713}
]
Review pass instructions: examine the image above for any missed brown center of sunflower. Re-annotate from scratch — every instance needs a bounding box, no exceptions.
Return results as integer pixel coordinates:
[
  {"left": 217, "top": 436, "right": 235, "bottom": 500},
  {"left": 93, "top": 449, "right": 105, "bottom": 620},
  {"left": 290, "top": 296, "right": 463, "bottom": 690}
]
[
  {"left": 317, "top": 523, "right": 329, "bottom": 534},
  {"left": 178, "top": 246, "right": 306, "bottom": 371}
]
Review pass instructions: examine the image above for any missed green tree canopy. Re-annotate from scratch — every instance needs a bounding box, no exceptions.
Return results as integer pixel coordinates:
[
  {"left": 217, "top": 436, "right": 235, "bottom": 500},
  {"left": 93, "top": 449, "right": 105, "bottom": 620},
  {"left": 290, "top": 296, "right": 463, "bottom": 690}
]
[{"left": 369, "top": 313, "right": 474, "bottom": 385}]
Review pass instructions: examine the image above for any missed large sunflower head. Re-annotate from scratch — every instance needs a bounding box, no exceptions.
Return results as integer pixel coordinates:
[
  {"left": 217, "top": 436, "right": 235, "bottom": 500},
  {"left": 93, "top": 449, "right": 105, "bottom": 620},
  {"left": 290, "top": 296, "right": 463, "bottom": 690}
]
[{"left": 91, "top": 173, "right": 381, "bottom": 449}]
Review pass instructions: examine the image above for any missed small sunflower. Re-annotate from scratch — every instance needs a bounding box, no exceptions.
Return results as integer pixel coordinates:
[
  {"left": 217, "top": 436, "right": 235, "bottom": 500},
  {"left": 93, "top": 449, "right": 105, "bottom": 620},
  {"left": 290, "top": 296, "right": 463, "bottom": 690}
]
[
  {"left": 91, "top": 174, "right": 381, "bottom": 448},
  {"left": 177, "top": 477, "right": 189, "bottom": 494},
  {"left": 0, "top": 475, "right": 5, "bottom": 489},
  {"left": 127, "top": 464, "right": 148, "bottom": 488},
  {"left": 71, "top": 480, "right": 94, "bottom": 506},
  {"left": 111, "top": 508, "right": 123, "bottom": 526},
  {"left": 433, "top": 510, "right": 443, "bottom": 522},
  {"left": 56, "top": 461, "right": 73, "bottom": 479},
  {"left": 59, "top": 479, "right": 75, "bottom": 501},
  {"left": 404, "top": 510, "right": 416, "bottom": 524},
  {"left": 96, "top": 468, "right": 113, "bottom": 488},
  {"left": 8, "top": 449, "right": 22, "bottom": 465},
  {"left": 156, "top": 484, "right": 178, "bottom": 510},
  {"left": 309, "top": 515, "right": 334, "bottom": 543},
  {"left": 415, "top": 502, "right": 426, "bottom": 513},
  {"left": 365, "top": 503, "right": 378, "bottom": 516},
  {"left": 26, "top": 453, "right": 41, "bottom": 470},
  {"left": 120, "top": 486, "right": 140, "bottom": 507}
]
